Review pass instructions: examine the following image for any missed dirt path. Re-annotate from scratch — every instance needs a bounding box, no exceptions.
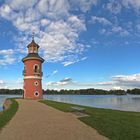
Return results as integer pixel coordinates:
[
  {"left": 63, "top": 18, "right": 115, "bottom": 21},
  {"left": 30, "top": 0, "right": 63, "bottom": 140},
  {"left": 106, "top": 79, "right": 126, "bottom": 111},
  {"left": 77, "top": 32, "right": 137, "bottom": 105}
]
[{"left": 0, "top": 99, "right": 108, "bottom": 140}]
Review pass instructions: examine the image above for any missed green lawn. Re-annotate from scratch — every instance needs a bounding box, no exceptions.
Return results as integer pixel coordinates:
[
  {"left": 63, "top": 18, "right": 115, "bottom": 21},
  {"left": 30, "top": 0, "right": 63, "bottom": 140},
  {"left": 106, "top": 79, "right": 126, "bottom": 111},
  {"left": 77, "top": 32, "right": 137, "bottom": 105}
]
[
  {"left": 40, "top": 100, "right": 140, "bottom": 140},
  {"left": 0, "top": 99, "right": 18, "bottom": 130}
]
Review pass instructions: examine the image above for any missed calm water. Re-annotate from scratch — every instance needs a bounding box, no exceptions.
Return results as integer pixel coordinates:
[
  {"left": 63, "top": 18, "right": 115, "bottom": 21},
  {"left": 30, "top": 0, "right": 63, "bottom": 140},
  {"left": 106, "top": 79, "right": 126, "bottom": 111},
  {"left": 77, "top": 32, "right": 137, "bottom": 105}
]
[
  {"left": 44, "top": 94, "right": 140, "bottom": 112},
  {"left": 0, "top": 95, "right": 22, "bottom": 111},
  {"left": 1, "top": 94, "right": 140, "bottom": 112}
]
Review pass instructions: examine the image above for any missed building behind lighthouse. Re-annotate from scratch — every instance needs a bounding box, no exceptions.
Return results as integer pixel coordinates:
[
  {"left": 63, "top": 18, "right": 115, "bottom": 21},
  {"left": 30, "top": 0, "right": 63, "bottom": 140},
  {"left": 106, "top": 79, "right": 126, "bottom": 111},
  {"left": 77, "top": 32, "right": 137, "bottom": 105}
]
[{"left": 22, "top": 36, "right": 44, "bottom": 99}]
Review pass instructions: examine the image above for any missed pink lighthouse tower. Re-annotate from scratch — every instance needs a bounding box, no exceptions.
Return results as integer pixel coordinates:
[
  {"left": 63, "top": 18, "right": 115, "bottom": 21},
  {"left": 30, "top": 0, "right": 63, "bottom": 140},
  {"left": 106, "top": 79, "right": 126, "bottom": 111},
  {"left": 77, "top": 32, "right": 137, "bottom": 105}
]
[{"left": 22, "top": 34, "right": 44, "bottom": 99}]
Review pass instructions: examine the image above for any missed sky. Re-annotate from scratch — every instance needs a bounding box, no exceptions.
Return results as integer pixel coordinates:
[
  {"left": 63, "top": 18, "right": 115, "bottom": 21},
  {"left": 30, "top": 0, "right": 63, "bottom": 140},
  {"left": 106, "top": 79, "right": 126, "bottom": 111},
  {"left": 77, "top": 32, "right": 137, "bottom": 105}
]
[{"left": 0, "top": 0, "right": 140, "bottom": 90}]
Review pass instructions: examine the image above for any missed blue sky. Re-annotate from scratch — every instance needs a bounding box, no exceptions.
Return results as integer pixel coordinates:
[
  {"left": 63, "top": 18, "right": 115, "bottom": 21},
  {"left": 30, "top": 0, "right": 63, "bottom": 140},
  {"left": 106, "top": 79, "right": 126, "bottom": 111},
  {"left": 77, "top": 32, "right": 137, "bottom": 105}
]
[{"left": 0, "top": 0, "right": 140, "bottom": 90}]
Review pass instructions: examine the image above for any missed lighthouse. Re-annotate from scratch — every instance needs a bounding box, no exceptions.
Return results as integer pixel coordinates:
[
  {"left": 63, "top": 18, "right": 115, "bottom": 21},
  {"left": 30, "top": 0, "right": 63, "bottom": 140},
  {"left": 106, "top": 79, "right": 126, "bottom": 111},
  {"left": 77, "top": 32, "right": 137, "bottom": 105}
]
[{"left": 22, "top": 34, "right": 44, "bottom": 99}]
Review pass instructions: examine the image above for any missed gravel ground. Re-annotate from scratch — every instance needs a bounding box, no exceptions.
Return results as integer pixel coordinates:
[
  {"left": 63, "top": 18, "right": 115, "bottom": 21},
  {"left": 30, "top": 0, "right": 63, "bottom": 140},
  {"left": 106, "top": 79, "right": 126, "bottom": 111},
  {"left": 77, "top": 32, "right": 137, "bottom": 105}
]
[{"left": 0, "top": 99, "right": 108, "bottom": 140}]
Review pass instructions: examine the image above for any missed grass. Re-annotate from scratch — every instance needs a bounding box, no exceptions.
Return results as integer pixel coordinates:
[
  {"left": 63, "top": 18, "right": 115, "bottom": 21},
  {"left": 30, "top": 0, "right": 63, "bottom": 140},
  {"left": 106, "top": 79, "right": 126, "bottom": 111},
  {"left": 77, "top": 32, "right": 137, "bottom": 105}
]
[
  {"left": 0, "top": 98, "right": 18, "bottom": 130},
  {"left": 40, "top": 100, "right": 140, "bottom": 140}
]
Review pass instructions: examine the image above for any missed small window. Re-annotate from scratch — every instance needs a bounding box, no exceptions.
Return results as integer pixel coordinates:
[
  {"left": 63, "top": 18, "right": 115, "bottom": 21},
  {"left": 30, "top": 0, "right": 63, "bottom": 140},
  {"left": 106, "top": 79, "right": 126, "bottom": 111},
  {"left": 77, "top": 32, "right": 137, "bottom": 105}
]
[
  {"left": 34, "top": 64, "right": 39, "bottom": 73},
  {"left": 29, "top": 47, "right": 33, "bottom": 53},
  {"left": 34, "top": 91, "right": 39, "bottom": 97},
  {"left": 33, "top": 46, "right": 37, "bottom": 53},
  {"left": 34, "top": 81, "right": 39, "bottom": 86}
]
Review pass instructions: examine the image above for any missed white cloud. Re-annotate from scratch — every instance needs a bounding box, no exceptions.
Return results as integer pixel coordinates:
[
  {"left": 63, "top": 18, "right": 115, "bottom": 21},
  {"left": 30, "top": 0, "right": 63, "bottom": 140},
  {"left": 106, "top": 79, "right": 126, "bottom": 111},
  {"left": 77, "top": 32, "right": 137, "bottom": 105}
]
[
  {"left": 0, "top": 0, "right": 91, "bottom": 65},
  {"left": 100, "top": 26, "right": 130, "bottom": 37},
  {"left": 112, "top": 74, "right": 140, "bottom": 87},
  {"left": 63, "top": 61, "right": 75, "bottom": 67},
  {"left": 68, "top": 16, "right": 86, "bottom": 31},
  {"left": 122, "top": 0, "right": 140, "bottom": 10},
  {"left": 0, "top": 49, "right": 15, "bottom": 65},
  {"left": 0, "top": 49, "right": 14, "bottom": 55},
  {"left": 45, "top": 70, "right": 58, "bottom": 78},
  {"left": 99, "top": 29, "right": 107, "bottom": 34},
  {"left": 111, "top": 26, "right": 130, "bottom": 36},
  {"left": 63, "top": 56, "right": 87, "bottom": 66},
  {"left": 112, "top": 86, "right": 123, "bottom": 90},
  {"left": 7, "top": 0, "right": 38, "bottom": 10},
  {"left": 46, "top": 78, "right": 115, "bottom": 90},
  {"left": 0, "top": 80, "right": 4, "bottom": 84},
  {"left": 91, "top": 16, "right": 112, "bottom": 25},
  {"left": 69, "top": 0, "right": 97, "bottom": 12},
  {"left": 1, "top": 78, "right": 23, "bottom": 89},
  {"left": 81, "top": 57, "right": 87, "bottom": 61},
  {"left": 52, "top": 70, "right": 58, "bottom": 75},
  {"left": 41, "top": 19, "right": 50, "bottom": 26},
  {"left": 96, "top": 81, "right": 115, "bottom": 86},
  {"left": 106, "top": 0, "right": 140, "bottom": 12},
  {"left": 0, "top": 4, "right": 11, "bottom": 15},
  {"left": 0, "top": 80, "right": 7, "bottom": 89},
  {"left": 106, "top": 1, "right": 122, "bottom": 14},
  {"left": 46, "top": 73, "right": 140, "bottom": 89},
  {"left": 46, "top": 77, "right": 73, "bottom": 86},
  {"left": 46, "top": 78, "right": 98, "bottom": 89},
  {"left": 37, "top": 0, "right": 70, "bottom": 19},
  {"left": 96, "top": 73, "right": 140, "bottom": 89}
]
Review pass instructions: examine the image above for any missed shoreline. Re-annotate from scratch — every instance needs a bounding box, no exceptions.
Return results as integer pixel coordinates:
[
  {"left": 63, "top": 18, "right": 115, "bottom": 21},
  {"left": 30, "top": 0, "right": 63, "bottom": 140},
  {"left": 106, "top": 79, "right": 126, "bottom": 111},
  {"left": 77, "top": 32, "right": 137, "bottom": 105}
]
[
  {"left": 0, "top": 98, "right": 18, "bottom": 130},
  {"left": 1, "top": 93, "right": 140, "bottom": 95},
  {"left": 2, "top": 99, "right": 12, "bottom": 110}
]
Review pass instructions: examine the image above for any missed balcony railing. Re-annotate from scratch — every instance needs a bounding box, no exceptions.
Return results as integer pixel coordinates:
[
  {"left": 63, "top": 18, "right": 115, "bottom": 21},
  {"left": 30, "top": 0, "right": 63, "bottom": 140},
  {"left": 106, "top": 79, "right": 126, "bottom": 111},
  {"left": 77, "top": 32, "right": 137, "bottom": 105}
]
[
  {"left": 22, "top": 70, "right": 43, "bottom": 77},
  {"left": 34, "top": 70, "right": 43, "bottom": 76},
  {"left": 22, "top": 70, "right": 26, "bottom": 76}
]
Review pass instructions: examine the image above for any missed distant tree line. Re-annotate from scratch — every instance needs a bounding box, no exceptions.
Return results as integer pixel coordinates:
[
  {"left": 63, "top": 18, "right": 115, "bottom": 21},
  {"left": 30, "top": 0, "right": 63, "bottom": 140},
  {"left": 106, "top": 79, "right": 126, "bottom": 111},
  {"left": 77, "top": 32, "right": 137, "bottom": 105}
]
[
  {"left": 0, "top": 89, "right": 23, "bottom": 95},
  {"left": 127, "top": 88, "right": 140, "bottom": 94},
  {"left": 43, "top": 88, "right": 140, "bottom": 95},
  {"left": 43, "top": 89, "right": 126, "bottom": 95},
  {"left": 0, "top": 88, "right": 140, "bottom": 95}
]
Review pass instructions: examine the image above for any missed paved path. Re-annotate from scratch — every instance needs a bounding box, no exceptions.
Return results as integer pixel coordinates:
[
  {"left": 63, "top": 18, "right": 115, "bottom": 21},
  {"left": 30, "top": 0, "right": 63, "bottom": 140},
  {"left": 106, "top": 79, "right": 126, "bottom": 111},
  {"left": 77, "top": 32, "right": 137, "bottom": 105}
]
[{"left": 0, "top": 99, "right": 108, "bottom": 140}]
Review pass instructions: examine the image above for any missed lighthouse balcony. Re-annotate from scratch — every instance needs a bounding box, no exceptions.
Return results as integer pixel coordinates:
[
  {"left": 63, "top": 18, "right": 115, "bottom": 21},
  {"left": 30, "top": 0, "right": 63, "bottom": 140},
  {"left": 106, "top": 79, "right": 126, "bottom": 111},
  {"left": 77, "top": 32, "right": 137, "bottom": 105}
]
[
  {"left": 33, "top": 71, "right": 43, "bottom": 76},
  {"left": 22, "top": 70, "right": 26, "bottom": 76}
]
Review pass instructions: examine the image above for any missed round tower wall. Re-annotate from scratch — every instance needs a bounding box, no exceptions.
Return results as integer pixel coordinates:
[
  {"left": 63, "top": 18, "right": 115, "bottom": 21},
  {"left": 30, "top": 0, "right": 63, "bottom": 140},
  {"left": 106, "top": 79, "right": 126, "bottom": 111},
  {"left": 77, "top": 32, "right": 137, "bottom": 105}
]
[
  {"left": 23, "top": 59, "right": 43, "bottom": 99},
  {"left": 24, "top": 59, "right": 42, "bottom": 76},
  {"left": 24, "top": 79, "right": 43, "bottom": 99}
]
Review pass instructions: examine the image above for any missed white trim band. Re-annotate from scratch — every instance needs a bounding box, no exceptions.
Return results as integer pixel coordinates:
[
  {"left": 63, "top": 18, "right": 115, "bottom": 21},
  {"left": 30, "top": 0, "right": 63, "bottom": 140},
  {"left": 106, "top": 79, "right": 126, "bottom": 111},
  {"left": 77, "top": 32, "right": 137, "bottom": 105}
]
[{"left": 24, "top": 76, "right": 42, "bottom": 80}]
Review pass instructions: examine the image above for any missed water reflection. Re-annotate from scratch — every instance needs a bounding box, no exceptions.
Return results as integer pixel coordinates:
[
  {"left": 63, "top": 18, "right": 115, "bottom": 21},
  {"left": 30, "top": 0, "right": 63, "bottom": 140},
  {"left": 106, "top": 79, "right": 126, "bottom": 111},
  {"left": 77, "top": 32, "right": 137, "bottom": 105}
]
[{"left": 44, "top": 94, "right": 140, "bottom": 112}]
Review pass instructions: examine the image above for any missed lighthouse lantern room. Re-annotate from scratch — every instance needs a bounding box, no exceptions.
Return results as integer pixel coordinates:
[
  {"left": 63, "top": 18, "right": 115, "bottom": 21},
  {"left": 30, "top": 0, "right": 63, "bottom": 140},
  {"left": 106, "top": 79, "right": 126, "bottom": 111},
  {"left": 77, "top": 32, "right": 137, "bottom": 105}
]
[{"left": 22, "top": 34, "right": 44, "bottom": 99}]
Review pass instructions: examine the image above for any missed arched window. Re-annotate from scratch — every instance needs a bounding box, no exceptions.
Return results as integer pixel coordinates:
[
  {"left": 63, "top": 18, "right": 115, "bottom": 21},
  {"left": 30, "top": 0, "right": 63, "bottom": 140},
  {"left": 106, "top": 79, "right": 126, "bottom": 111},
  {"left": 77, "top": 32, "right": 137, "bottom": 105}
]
[
  {"left": 33, "top": 46, "right": 37, "bottom": 53},
  {"left": 29, "top": 47, "right": 33, "bottom": 53},
  {"left": 34, "top": 64, "right": 39, "bottom": 73}
]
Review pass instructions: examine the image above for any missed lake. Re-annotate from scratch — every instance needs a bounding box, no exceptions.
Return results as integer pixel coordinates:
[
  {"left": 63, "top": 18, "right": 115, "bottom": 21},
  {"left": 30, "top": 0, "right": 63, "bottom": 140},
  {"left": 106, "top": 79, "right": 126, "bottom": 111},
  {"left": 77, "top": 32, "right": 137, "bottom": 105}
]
[
  {"left": 0, "top": 95, "right": 22, "bottom": 111},
  {"left": 1, "top": 94, "right": 140, "bottom": 112}
]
